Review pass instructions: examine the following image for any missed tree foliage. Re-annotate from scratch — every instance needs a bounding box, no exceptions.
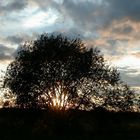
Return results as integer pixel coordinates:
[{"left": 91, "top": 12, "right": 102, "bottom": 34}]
[{"left": 3, "top": 33, "right": 135, "bottom": 111}]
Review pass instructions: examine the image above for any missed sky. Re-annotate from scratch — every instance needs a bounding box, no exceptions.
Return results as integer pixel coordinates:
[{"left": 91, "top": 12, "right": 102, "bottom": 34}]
[{"left": 0, "top": 0, "right": 140, "bottom": 91}]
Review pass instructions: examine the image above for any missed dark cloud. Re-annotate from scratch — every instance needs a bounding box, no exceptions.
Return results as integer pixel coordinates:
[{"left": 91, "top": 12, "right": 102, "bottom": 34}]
[
  {"left": 0, "top": 44, "right": 15, "bottom": 61},
  {"left": 52, "top": 0, "right": 140, "bottom": 31},
  {"left": 6, "top": 33, "right": 38, "bottom": 45},
  {"left": 0, "top": 0, "right": 27, "bottom": 14},
  {"left": 1, "top": 0, "right": 140, "bottom": 34},
  {"left": 59, "top": 0, "right": 103, "bottom": 30},
  {"left": 107, "top": 0, "right": 140, "bottom": 22},
  {"left": 112, "top": 25, "right": 133, "bottom": 35},
  {"left": 105, "top": 39, "right": 121, "bottom": 55},
  {"left": 1, "top": 0, "right": 139, "bottom": 37},
  {"left": 6, "top": 36, "right": 24, "bottom": 44}
]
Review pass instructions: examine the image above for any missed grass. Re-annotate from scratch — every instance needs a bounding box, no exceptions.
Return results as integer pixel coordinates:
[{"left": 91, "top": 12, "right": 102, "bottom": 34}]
[{"left": 0, "top": 107, "right": 140, "bottom": 140}]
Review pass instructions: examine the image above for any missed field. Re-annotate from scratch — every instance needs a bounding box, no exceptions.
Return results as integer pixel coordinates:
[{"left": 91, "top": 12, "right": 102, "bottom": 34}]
[{"left": 0, "top": 108, "right": 140, "bottom": 140}]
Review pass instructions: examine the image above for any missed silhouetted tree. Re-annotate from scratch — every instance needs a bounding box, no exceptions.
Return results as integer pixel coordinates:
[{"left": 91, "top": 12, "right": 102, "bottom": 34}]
[
  {"left": 3, "top": 33, "right": 135, "bottom": 111},
  {"left": 102, "top": 83, "right": 135, "bottom": 111}
]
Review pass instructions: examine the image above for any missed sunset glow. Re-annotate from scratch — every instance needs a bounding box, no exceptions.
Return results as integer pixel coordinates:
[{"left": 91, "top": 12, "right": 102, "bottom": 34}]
[{"left": 40, "top": 85, "right": 70, "bottom": 110}]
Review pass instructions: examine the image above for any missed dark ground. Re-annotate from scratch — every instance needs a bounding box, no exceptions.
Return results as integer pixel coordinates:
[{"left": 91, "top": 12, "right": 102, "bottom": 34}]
[{"left": 0, "top": 107, "right": 140, "bottom": 140}]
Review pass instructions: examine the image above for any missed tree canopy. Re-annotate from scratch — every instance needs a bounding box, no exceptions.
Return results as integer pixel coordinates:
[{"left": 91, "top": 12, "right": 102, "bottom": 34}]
[{"left": 3, "top": 33, "right": 135, "bottom": 111}]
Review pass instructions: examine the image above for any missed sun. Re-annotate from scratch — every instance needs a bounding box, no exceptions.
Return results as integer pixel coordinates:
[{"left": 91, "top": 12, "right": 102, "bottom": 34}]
[
  {"left": 40, "top": 84, "right": 71, "bottom": 110},
  {"left": 52, "top": 92, "right": 68, "bottom": 109}
]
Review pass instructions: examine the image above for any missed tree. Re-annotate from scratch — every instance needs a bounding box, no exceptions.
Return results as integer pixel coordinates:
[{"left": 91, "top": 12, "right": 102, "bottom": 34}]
[
  {"left": 3, "top": 33, "right": 135, "bottom": 111},
  {"left": 102, "top": 83, "right": 135, "bottom": 111}
]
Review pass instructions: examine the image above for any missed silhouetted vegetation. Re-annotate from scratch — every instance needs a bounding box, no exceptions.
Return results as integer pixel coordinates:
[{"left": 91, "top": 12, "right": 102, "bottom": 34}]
[
  {"left": 0, "top": 33, "right": 139, "bottom": 140},
  {"left": 0, "top": 108, "right": 140, "bottom": 140},
  {"left": 3, "top": 33, "right": 135, "bottom": 111}
]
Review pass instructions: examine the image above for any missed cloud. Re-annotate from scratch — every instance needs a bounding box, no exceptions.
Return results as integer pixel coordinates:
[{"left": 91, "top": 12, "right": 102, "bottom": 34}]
[
  {"left": 6, "top": 36, "right": 24, "bottom": 45},
  {"left": 6, "top": 33, "right": 38, "bottom": 45},
  {"left": 0, "top": 0, "right": 140, "bottom": 88},
  {"left": 53, "top": 0, "right": 140, "bottom": 31},
  {"left": 132, "top": 52, "right": 140, "bottom": 58},
  {"left": 107, "top": 0, "right": 140, "bottom": 22},
  {"left": 33, "top": 0, "right": 140, "bottom": 58},
  {"left": 1, "top": 0, "right": 140, "bottom": 56},
  {"left": 112, "top": 25, "right": 133, "bottom": 35},
  {"left": 59, "top": 0, "right": 104, "bottom": 30},
  {"left": 30, "top": 0, "right": 59, "bottom": 10},
  {"left": 0, "top": 0, "right": 27, "bottom": 15},
  {"left": 2, "top": 0, "right": 140, "bottom": 37},
  {"left": 0, "top": 44, "right": 15, "bottom": 61},
  {"left": 120, "top": 70, "right": 140, "bottom": 87}
]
